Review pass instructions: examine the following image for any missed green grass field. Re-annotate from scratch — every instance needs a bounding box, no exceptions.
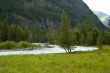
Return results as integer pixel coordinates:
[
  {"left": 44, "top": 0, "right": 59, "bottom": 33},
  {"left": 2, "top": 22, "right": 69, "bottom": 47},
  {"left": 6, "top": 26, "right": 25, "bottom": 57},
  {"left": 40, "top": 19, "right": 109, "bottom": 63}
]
[{"left": 0, "top": 45, "right": 110, "bottom": 73}]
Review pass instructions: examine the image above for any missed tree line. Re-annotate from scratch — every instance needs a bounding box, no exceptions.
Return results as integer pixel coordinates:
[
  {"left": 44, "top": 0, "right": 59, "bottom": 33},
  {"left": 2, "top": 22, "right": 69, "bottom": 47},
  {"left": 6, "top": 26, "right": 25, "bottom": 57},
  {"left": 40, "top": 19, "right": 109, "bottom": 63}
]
[
  {"left": 0, "top": 19, "right": 28, "bottom": 42},
  {"left": 0, "top": 10, "right": 110, "bottom": 52},
  {"left": 47, "top": 10, "right": 110, "bottom": 52}
]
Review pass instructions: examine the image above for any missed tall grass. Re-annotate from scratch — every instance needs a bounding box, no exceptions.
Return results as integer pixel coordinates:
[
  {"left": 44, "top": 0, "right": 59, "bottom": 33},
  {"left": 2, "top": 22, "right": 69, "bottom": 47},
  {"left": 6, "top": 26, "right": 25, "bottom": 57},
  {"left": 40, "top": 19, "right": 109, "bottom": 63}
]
[{"left": 0, "top": 45, "right": 110, "bottom": 73}]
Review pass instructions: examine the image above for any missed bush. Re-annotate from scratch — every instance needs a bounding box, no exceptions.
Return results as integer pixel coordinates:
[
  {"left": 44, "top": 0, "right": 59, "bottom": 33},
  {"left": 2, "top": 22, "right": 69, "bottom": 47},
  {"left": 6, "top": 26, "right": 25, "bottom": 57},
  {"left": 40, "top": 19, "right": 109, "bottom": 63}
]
[
  {"left": 0, "top": 41, "right": 32, "bottom": 49},
  {"left": 0, "top": 41, "right": 16, "bottom": 49},
  {"left": 0, "top": 43, "right": 4, "bottom": 49},
  {"left": 17, "top": 41, "right": 32, "bottom": 48}
]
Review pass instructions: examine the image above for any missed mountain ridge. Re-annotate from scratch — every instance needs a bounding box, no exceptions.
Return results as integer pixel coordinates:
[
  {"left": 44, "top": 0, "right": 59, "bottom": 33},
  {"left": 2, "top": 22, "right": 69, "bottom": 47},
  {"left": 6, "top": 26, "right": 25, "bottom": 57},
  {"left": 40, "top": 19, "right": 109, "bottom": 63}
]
[{"left": 0, "top": 0, "right": 105, "bottom": 29}]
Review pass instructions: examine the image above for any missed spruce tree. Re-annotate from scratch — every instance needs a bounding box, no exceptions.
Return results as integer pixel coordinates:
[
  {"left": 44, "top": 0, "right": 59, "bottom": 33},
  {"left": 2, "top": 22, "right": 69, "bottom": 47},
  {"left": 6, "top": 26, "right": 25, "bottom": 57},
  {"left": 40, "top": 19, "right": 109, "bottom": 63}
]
[
  {"left": 8, "top": 24, "right": 17, "bottom": 41},
  {"left": 80, "top": 34, "right": 85, "bottom": 45},
  {"left": 0, "top": 19, "right": 9, "bottom": 41},
  {"left": 58, "top": 10, "right": 73, "bottom": 53},
  {"left": 16, "top": 25, "right": 25, "bottom": 41},
  {"left": 97, "top": 31, "right": 103, "bottom": 49},
  {"left": 8, "top": 24, "right": 25, "bottom": 42},
  {"left": 86, "top": 31, "right": 94, "bottom": 45}
]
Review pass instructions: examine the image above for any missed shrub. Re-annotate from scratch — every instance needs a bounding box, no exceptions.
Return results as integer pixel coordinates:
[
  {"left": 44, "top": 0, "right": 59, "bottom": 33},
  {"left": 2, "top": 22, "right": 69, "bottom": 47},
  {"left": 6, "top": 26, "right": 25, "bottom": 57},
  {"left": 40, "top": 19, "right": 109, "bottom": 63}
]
[
  {"left": 0, "top": 41, "right": 32, "bottom": 49},
  {"left": 0, "top": 41, "right": 16, "bottom": 49},
  {"left": 0, "top": 43, "right": 4, "bottom": 49},
  {"left": 17, "top": 41, "right": 32, "bottom": 48}
]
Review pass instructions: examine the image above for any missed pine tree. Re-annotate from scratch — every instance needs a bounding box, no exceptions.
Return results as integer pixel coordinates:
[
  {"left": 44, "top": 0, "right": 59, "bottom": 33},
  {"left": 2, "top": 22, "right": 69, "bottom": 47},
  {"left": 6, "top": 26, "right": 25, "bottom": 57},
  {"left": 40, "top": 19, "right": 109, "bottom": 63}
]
[
  {"left": 58, "top": 10, "right": 73, "bottom": 53},
  {"left": 97, "top": 31, "right": 103, "bottom": 49},
  {"left": 16, "top": 25, "right": 25, "bottom": 41},
  {"left": 80, "top": 34, "right": 85, "bottom": 45},
  {"left": 46, "top": 29, "right": 57, "bottom": 44},
  {"left": 8, "top": 24, "right": 25, "bottom": 42},
  {"left": 0, "top": 19, "right": 9, "bottom": 41},
  {"left": 86, "top": 31, "right": 94, "bottom": 45},
  {"left": 8, "top": 24, "right": 17, "bottom": 41}
]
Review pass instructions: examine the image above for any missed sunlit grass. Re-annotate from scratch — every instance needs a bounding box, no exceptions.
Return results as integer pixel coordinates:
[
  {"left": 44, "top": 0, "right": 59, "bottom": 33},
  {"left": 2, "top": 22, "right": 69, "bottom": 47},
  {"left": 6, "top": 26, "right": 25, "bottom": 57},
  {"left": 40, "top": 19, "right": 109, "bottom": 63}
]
[{"left": 0, "top": 45, "right": 110, "bottom": 73}]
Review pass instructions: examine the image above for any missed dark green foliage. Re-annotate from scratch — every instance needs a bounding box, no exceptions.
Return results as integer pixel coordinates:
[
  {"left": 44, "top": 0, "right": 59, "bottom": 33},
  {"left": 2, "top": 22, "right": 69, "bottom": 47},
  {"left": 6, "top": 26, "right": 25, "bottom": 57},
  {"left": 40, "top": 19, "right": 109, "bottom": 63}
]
[
  {"left": 28, "top": 28, "right": 47, "bottom": 42},
  {"left": 97, "top": 35, "right": 103, "bottom": 49},
  {"left": 80, "top": 34, "right": 85, "bottom": 45},
  {"left": 46, "top": 29, "right": 58, "bottom": 44},
  {"left": 86, "top": 31, "right": 94, "bottom": 45},
  {"left": 0, "top": 18, "right": 109, "bottom": 47},
  {"left": 0, "top": 0, "right": 106, "bottom": 46},
  {"left": 8, "top": 24, "right": 26, "bottom": 41},
  {"left": 0, "top": 20, "right": 28, "bottom": 42},
  {"left": 71, "top": 29, "right": 80, "bottom": 45},
  {"left": 70, "top": 28, "right": 97, "bottom": 46},
  {"left": 58, "top": 10, "right": 73, "bottom": 53},
  {"left": 75, "top": 17, "right": 99, "bottom": 46},
  {"left": 103, "top": 30, "right": 110, "bottom": 44},
  {"left": 0, "top": 0, "right": 104, "bottom": 29},
  {"left": 0, "top": 0, "right": 109, "bottom": 46},
  {"left": 97, "top": 30, "right": 104, "bottom": 49},
  {"left": 0, "top": 19, "right": 9, "bottom": 41}
]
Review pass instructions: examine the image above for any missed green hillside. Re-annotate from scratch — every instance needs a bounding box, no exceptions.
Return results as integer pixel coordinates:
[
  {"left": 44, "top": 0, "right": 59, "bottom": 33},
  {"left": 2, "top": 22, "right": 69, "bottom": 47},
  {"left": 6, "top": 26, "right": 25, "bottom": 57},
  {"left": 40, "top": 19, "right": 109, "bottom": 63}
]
[{"left": 0, "top": 0, "right": 104, "bottom": 29}]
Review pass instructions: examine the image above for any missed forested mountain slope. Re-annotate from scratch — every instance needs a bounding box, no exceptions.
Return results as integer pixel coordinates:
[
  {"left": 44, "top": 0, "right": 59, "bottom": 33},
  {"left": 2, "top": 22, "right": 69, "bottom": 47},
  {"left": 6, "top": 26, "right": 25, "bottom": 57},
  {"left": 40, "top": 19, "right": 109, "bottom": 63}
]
[{"left": 0, "top": 0, "right": 104, "bottom": 29}]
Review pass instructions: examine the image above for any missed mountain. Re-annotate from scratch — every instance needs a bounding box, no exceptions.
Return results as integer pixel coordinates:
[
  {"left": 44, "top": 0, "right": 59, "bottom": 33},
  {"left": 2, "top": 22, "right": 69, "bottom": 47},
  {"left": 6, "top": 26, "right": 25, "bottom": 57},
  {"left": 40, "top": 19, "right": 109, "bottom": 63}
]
[
  {"left": 94, "top": 11, "right": 110, "bottom": 27},
  {"left": 0, "top": 0, "right": 104, "bottom": 29}
]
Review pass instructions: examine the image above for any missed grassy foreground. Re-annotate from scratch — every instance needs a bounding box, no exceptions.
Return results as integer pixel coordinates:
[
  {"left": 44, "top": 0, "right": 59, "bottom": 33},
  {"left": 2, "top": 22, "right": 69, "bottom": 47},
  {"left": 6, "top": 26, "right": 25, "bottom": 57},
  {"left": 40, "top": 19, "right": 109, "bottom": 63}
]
[{"left": 0, "top": 46, "right": 110, "bottom": 73}]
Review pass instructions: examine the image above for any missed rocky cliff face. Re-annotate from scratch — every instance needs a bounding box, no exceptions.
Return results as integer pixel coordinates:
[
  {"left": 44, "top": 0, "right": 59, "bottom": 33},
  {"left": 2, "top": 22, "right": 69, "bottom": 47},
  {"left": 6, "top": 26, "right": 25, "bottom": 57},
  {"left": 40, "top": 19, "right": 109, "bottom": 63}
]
[{"left": 0, "top": 0, "right": 104, "bottom": 29}]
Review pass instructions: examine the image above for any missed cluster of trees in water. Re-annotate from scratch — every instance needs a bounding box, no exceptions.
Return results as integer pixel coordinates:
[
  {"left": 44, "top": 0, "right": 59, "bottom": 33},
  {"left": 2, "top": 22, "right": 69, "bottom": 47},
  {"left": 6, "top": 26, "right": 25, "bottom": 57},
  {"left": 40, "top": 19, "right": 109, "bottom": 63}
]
[{"left": 0, "top": 10, "right": 110, "bottom": 51}]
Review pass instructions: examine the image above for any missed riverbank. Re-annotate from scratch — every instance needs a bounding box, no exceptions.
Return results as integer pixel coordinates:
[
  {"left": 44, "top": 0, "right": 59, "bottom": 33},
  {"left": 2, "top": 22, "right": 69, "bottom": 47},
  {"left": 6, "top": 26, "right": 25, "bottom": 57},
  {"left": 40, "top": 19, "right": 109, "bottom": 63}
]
[
  {"left": 0, "top": 45, "right": 109, "bottom": 73},
  {"left": 0, "top": 46, "right": 98, "bottom": 55}
]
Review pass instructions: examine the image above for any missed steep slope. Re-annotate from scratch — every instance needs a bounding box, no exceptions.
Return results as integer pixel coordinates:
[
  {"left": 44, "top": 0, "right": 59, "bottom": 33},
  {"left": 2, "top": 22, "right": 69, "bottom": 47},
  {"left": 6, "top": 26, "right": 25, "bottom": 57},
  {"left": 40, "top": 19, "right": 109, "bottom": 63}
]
[
  {"left": 0, "top": 0, "right": 104, "bottom": 29},
  {"left": 94, "top": 11, "right": 110, "bottom": 27}
]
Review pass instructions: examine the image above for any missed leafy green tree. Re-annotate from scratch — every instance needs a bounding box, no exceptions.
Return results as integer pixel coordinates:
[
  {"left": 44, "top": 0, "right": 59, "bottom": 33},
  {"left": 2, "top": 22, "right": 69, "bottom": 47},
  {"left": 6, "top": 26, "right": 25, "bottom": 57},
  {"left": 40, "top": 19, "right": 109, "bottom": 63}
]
[{"left": 58, "top": 10, "right": 73, "bottom": 53}]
